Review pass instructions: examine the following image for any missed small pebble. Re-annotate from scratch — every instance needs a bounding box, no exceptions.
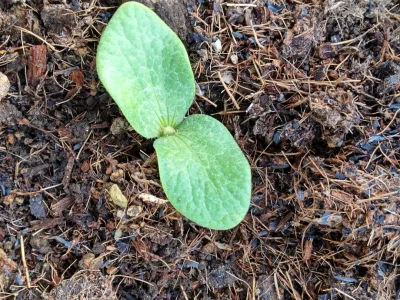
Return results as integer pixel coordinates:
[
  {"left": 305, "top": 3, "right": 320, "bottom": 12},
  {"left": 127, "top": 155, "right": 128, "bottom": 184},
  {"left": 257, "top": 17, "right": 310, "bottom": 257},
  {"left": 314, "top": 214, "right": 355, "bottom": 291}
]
[
  {"left": 230, "top": 54, "right": 238, "bottom": 64},
  {"left": 30, "top": 195, "right": 46, "bottom": 218},
  {"left": 212, "top": 38, "right": 222, "bottom": 53},
  {"left": 220, "top": 70, "right": 233, "bottom": 84},
  {"left": 208, "top": 266, "right": 237, "bottom": 289},
  {"left": 110, "top": 169, "right": 124, "bottom": 183},
  {"left": 110, "top": 117, "right": 131, "bottom": 135},
  {"left": 127, "top": 205, "right": 142, "bottom": 218},
  {"left": 108, "top": 184, "right": 128, "bottom": 208},
  {"left": 30, "top": 235, "right": 51, "bottom": 254},
  {"left": 202, "top": 242, "right": 215, "bottom": 254},
  {"left": 0, "top": 72, "right": 10, "bottom": 100},
  {"left": 116, "top": 210, "right": 125, "bottom": 219},
  {"left": 7, "top": 134, "right": 15, "bottom": 145},
  {"left": 114, "top": 229, "right": 123, "bottom": 241},
  {"left": 79, "top": 253, "right": 103, "bottom": 270},
  {"left": 92, "top": 242, "right": 105, "bottom": 255}
]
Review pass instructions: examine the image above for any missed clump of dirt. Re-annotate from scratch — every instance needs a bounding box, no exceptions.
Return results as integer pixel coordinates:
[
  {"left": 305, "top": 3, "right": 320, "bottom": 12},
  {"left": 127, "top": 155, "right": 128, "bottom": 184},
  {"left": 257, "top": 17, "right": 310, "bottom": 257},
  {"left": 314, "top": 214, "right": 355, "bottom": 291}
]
[
  {"left": 282, "top": 8, "right": 326, "bottom": 61},
  {"left": 256, "top": 275, "right": 283, "bottom": 300},
  {"left": 0, "top": 248, "right": 17, "bottom": 274},
  {"left": 135, "top": 0, "right": 196, "bottom": 42},
  {"left": 310, "top": 89, "right": 360, "bottom": 147},
  {"left": 0, "top": 248, "right": 17, "bottom": 292},
  {"left": 41, "top": 3, "right": 90, "bottom": 47},
  {"left": 280, "top": 119, "right": 316, "bottom": 148},
  {"left": 324, "top": 0, "right": 369, "bottom": 41},
  {"left": 374, "top": 60, "right": 400, "bottom": 96},
  {"left": 0, "top": 102, "right": 21, "bottom": 126},
  {"left": 247, "top": 94, "right": 278, "bottom": 143},
  {"left": 0, "top": 5, "right": 40, "bottom": 43},
  {"left": 48, "top": 271, "right": 117, "bottom": 300},
  {"left": 207, "top": 265, "right": 237, "bottom": 289},
  {"left": 30, "top": 234, "right": 52, "bottom": 254}
]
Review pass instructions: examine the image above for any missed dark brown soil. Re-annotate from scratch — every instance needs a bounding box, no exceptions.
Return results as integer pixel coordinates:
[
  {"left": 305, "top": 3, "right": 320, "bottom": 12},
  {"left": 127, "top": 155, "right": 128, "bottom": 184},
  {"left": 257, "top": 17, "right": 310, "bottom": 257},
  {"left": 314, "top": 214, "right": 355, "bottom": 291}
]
[{"left": 0, "top": 0, "right": 399, "bottom": 299}]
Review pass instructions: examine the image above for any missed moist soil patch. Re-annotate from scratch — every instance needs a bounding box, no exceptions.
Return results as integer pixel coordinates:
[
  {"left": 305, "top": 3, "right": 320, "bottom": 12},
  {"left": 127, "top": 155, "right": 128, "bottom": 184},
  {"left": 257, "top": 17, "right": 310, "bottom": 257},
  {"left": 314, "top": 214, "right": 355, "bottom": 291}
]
[{"left": 0, "top": 0, "right": 399, "bottom": 299}]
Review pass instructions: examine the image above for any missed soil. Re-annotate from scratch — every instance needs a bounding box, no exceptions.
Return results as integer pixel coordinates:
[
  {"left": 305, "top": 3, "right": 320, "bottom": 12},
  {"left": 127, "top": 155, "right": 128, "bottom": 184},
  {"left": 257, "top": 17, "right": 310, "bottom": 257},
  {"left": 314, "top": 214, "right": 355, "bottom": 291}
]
[{"left": 0, "top": 0, "right": 399, "bottom": 299}]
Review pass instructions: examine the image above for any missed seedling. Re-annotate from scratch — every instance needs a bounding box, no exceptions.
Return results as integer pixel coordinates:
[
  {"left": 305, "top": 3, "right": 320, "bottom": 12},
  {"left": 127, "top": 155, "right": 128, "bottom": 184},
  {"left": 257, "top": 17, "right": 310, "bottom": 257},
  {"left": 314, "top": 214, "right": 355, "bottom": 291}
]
[{"left": 97, "top": 2, "right": 251, "bottom": 230}]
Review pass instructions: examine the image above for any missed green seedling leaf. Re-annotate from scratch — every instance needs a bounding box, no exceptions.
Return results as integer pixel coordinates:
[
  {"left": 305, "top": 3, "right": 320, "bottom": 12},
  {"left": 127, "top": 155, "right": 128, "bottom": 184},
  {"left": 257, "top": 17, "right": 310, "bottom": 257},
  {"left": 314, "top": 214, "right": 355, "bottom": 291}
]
[
  {"left": 97, "top": 2, "right": 252, "bottom": 230},
  {"left": 154, "top": 115, "right": 251, "bottom": 230},
  {"left": 97, "top": 2, "right": 195, "bottom": 138}
]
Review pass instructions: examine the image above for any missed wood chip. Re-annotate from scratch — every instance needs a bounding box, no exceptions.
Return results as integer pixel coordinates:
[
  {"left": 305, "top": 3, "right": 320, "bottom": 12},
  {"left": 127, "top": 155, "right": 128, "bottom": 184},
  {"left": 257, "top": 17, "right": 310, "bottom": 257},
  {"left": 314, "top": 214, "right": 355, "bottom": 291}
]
[
  {"left": 303, "top": 240, "right": 313, "bottom": 263},
  {"left": 70, "top": 68, "right": 84, "bottom": 87},
  {"left": 62, "top": 156, "right": 75, "bottom": 190},
  {"left": 51, "top": 197, "right": 75, "bottom": 216},
  {"left": 27, "top": 45, "right": 47, "bottom": 88},
  {"left": 138, "top": 193, "right": 168, "bottom": 205},
  {"left": 21, "top": 163, "right": 50, "bottom": 178},
  {"left": 30, "top": 217, "right": 65, "bottom": 230}
]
